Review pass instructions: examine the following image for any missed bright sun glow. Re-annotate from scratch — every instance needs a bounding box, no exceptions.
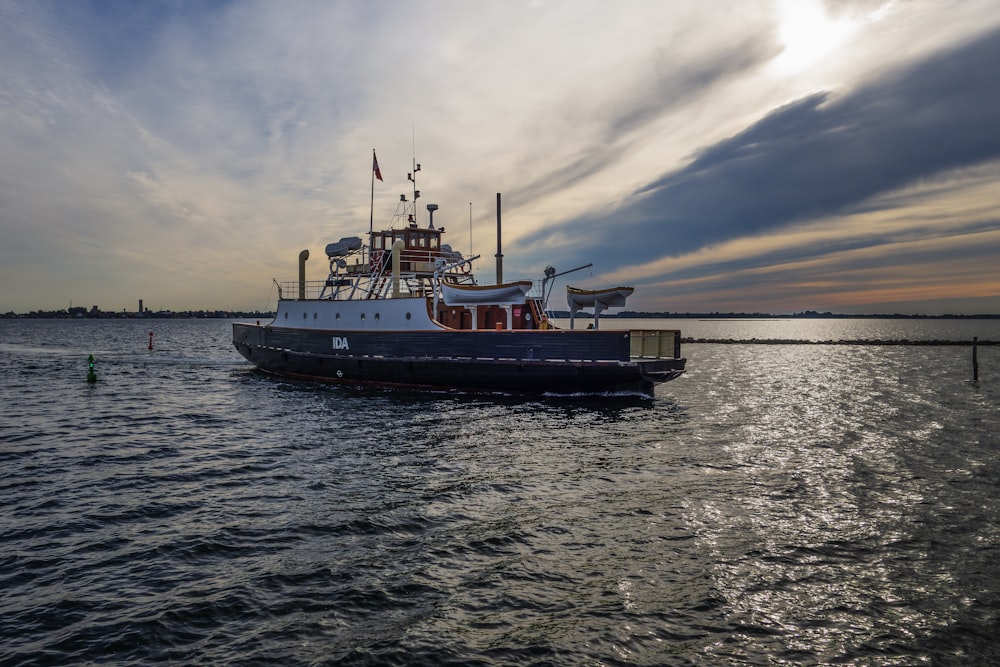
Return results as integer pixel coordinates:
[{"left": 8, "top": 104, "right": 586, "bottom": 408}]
[{"left": 771, "top": 0, "right": 860, "bottom": 74}]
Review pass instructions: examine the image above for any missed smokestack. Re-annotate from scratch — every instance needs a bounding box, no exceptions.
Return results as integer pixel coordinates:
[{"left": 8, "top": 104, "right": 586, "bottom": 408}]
[{"left": 298, "top": 249, "right": 309, "bottom": 300}]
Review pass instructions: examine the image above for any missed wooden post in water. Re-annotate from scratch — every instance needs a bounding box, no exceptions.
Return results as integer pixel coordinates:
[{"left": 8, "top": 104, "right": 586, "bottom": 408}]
[{"left": 972, "top": 336, "right": 979, "bottom": 381}]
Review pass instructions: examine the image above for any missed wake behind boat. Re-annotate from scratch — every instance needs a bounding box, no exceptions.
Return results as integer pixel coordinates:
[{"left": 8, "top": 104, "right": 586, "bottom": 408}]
[{"left": 232, "top": 156, "right": 685, "bottom": 395}]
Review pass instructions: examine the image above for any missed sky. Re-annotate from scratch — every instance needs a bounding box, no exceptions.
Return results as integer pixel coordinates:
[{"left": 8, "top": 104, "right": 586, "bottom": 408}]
[{"left": 2, "top": 0, "right": 1000, "bottom": 315}]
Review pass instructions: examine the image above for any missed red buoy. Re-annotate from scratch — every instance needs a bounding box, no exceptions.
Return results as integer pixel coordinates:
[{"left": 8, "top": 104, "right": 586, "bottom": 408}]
[{"left": 148, "top": 331, "right": 154, "bottom": 350}]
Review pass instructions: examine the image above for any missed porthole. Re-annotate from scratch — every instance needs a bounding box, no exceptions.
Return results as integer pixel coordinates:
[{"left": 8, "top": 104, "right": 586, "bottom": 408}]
[
  {"left": 284, "top": 312, "right": 288, "bottom": 319},
  {"left": 336, "top": 313, "right": 341, "bottom": 321},
  {"left": 313, "top": 313, "right": 318, "bottom": 320},
  {"left": 406, "top": 312, "right": 412, "bottom": 320},
  {"left": 360, "top": 313, "right": 366, "bottom": 321},
  {"left": 374, "top": 313, "right": 381, "bottom": 321},
  {"left": 303, "top": 312, "right": 307, "bottom": 319}
]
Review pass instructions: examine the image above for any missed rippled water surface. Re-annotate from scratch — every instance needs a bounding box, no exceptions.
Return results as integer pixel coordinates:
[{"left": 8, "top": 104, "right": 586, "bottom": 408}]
[
  {"left": 2, "top": 319, "right": 998, "bottom": 665},
  {"left": 566, "top": 316, "right": 1000, "bottom": 342}
]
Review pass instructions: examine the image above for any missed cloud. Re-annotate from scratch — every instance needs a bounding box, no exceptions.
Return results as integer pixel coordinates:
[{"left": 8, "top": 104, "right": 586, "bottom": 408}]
[
  {"left": 519, "top": 25, "right": 1000, "bottom": 279},
  {"left": 2, "top": 0, "right": 999, "bottom": 314}
]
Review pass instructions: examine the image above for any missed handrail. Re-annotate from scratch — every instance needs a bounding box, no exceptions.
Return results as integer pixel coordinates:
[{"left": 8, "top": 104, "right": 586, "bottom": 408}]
[{"left": 629, "top": 330, "right": 681, "bottom": 359}]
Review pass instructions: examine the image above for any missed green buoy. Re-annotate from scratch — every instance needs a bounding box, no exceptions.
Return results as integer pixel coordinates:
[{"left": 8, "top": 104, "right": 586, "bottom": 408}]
[{"left": 87, "top": 354, "right": 97, "bottom": 383}]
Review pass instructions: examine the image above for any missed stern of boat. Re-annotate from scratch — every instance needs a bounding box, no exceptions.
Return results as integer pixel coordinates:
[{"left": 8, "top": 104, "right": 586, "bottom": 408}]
[{"left": 630, "top": 329, "right": 686, "bottom": 385}]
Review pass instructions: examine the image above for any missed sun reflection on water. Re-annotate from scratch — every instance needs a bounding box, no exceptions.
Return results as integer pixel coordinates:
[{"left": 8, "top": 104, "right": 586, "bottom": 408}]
[{"left": 680, "top": 343, "right": 993, "bottom": 663}]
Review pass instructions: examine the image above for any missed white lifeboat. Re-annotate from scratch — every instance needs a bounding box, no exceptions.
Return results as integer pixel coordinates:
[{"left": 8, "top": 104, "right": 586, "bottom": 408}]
[
  {"left": 441, "top": 280, "right": 533, "bottom": 307},
  {"left": 566, "top": 285, "right": 634, "bottom": 329}
]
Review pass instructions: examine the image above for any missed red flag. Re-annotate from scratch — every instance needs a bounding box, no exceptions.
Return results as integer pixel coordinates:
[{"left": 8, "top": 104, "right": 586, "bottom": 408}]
[{"left": 373, "top": 152, "right": 383, "bottom": 181}]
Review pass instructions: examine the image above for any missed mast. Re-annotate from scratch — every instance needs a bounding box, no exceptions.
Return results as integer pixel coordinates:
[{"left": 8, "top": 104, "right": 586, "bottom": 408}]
[
  {"left": 495, "top": 193, "right": 503, "bottom": 285},
  {"left": 407, "top": 159, "right": 421, "bottom": 227},
  {"left": 370, "top": 149, "right": 377, "bottom": 236},
  {"left": 406, "top": 129, "right": 421, "bottom": 227}
]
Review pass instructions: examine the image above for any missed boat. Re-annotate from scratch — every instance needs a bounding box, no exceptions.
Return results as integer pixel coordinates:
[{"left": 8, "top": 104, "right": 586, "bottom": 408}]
[
  {"left": 567, "top": 286, "right": 635, "bottom": 329},
  {"left": 232, "top": 160, "right": 686, "bottom": 395}
]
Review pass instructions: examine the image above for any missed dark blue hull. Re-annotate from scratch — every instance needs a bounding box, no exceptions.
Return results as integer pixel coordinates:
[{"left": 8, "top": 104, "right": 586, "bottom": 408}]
[{"left": 233, "top": 323, "right": 685, "bottom": 395}]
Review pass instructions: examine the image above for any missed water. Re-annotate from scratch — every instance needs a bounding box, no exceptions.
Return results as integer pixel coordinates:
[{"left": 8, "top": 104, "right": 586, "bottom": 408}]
[
  {"left": 2, "top": 318, "right": 999, "bottom": 665},
  {"left": 557, "top": 317, "right": 1000, "bottom": 342}
]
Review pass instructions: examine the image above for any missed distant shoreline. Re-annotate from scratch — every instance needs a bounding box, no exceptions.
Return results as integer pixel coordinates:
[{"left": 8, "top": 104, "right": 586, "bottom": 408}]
[
  {"left": 556, "top": 311, "right": 1000, "bottom": 320},
  {"left": 4, "top": 310, "right": 1000, "bottom": 320},
  {"left": 1, "top": 310, "right": 274, "bottom": 319}
]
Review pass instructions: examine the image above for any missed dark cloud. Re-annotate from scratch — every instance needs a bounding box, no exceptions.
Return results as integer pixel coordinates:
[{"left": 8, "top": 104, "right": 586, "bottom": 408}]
[{"left": 519, "top": 26, "right": 1000, "bottom": 274}]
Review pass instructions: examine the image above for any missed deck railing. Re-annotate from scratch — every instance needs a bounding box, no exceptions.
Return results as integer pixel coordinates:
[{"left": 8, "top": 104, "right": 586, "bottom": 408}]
[
  {"left": 278, "top": 276, "right": 431, "bottom": 301},
  {"left": 630, "top": 330, "right": 681, "bottom": 359}
]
